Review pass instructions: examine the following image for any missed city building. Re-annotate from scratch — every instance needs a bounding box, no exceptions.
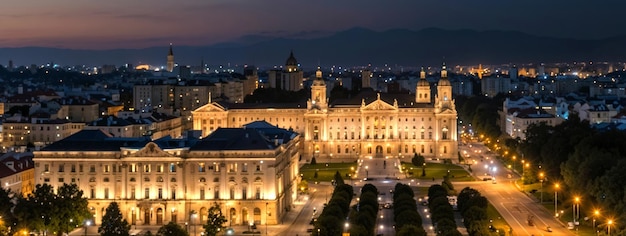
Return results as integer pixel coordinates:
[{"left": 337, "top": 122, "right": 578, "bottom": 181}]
[
  {"left": 193, "top": 63, "right": 458, "bottom": 160},
  {"left": 33, "top": 122, "right": 300, "bottom": 227},
  {"left": 0, "top": 152, "right": 34, "bottom": 196},
  {"left": 501, "top": 98, "right": 564, "bottom": 139},
  {"left": 267, "top": 51, "right": 304, "bottom": 92}
]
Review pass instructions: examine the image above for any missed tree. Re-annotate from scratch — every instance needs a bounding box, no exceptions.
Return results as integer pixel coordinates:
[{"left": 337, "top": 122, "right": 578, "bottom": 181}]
[
  {"left": 457, "top": 187, "right": 481, "bottom": 214},
  {"left": 13, "top": 184, "right": 56, "bottom": 235},
  {"left": 441, "top": 176, "right": 456, "bottom": 195},
  {"left": 396, "top": 225, "right": 427, "bottom": 236},
  {"left": 203, "top": 203, "right": 227, "bottom": 236},
  {"left": 56, "top": 183, "right": 92, "bottom": 235},
  {"left": 412, "top": 153, "right": 425, "bottom": 166},
  {"left": 0, "top": 188, "right": 15, "bottom": 236},
  {"left": 333, "top": 171, "right": 345, "bottom": 185},
  {"left": 157, "top": 222, "right": 188, "bottom": 236},
  {"left": 98, "top": 202, "right": 131, "bottom": 236},
  {"left": 412, "top": 153, "right": 427, "bottom": 177}
]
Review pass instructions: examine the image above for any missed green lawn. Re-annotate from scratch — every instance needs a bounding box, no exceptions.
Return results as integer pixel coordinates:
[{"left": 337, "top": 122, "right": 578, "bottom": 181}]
[
  {"left": 400, "top": 162, "right": 474, "bottom": 181},
  {"left": 300, "top": 163, "right": 358, "bottom": 182}
]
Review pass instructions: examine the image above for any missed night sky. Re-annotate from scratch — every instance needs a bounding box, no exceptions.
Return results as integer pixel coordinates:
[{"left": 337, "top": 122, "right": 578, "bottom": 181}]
[{"left": 3, "top": 0, "right": 626, "bottom": 49}]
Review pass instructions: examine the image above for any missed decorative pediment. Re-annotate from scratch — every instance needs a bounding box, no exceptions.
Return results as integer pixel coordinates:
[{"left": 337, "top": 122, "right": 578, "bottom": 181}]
[
  {"left": 193, "top": 102, "right": 226, "bottom": 113},
  {"left": 128, "top": 142, "right": 173, "bottom": 157},
  {"left": 362, "top": 99, "right": 397, "bottom": 111}
]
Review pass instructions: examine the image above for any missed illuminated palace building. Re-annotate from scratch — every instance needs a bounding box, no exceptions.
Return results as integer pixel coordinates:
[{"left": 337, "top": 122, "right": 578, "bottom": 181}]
[
  {"left": 33, "top": 123, "right": 300, "bottom": 227},
  {"left": 193, "top": 55, "right": 458, "bottom": 161}
]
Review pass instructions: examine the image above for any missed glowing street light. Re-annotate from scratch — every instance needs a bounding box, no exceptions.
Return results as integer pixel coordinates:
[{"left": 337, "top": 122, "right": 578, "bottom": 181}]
[
  {"left": 608, "top": 219, "right": 613, "bottom": 236},
  {"left": 593, "top": 209, "right": 599, "bottom": 228},
  {"left": 573, "top": 196, "right": 580, "bottom": 224},
  {"left": 539, "top": 172, "right": 544, "bottom": 203},
  {"left": 554, "top": 184, "right": 559, "bottom": 217}
]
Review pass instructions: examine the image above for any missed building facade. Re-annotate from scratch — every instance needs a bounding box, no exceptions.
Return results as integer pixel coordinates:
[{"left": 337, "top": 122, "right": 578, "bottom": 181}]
[
  {"left": 33, "top": 124, "right": 300, "bottom": 227},
  {"left": 193, "top": 64, "right": 458, "bottom": 160}
]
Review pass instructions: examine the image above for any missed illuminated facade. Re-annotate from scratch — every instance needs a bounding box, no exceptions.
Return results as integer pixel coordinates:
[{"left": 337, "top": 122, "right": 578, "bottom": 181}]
[
  {"left": 33, "top": 124, "right": 300, "bottom": 227},
  {"left": 193, "top": 63, "right": 458, "bottom": 160},
  {"left": 0, "top": 152, "right": 35, "bottom": 197}
]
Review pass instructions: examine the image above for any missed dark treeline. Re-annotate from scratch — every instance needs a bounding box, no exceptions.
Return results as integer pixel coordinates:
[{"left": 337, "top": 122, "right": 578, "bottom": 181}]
[
  {"left": 392, "top": 183, "right": 426, "bottom": 236},
  {"left": 348, "top": 184, "right": 379, "bottom": 236},
  {"left": 457, "top": 187, "right": 491, "bottom": 236},
  {"left": 428, "top": 184, "right": 462, "bottom": 236},
  {"left": 314, "top": 183, "right": 354, "bottom": 236}
]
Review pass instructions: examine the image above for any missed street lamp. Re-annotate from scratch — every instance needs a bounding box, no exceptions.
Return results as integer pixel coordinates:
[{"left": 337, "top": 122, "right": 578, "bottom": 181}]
[
  {"left": 608, "top": 219, "right": 613, "bottom": 236},
  {"left": 593, "top": 209, "right": 599, "bottom": 228},
  {"left": 365, "top": 166, "right": 369, "bottom": 179},
  {"left": 573, "top": 197, "right": 580, "bottom": 225},
  {"left": 539, "top": 172, "right": 544, "bottom": 203},
  {"left": 265, "top": 203, "right": 269, "bottom": 236},
  {"left": 512, "top": 156, "right": 516, "bottom": 171},
  {"left": 84, "top": 220, "right": 91, "bottom": 236},
  {"left": 554, "top": 184, "right": 559, "bottom": 217},
  {"left": 344, "top": 222, "right": 349, "bottom": 233}
]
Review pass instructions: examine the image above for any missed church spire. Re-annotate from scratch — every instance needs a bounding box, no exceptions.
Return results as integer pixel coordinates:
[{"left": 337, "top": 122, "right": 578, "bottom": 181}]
[
  {"left": 166, "top": 43, "right": 175, "bottom": 72},
  {"left": 441, "top": 62, "right": 447, "bottom": 78}
]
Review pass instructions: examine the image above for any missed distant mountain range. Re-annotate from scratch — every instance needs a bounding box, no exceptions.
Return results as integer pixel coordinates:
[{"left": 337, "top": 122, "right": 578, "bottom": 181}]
[{"left": 1, "top": 27, "right": 626, "bottom": 68}]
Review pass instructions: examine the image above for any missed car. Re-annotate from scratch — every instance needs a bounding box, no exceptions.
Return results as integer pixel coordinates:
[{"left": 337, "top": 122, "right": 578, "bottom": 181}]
[
  {"left": 482, "top": 177, "right": 492, "bottom": 181},
  {"left": 383, "top": 203, "right": 392, "bottom": 209},
  {"left": 546, "top": 226, "right": 552, "bottom": 232}
]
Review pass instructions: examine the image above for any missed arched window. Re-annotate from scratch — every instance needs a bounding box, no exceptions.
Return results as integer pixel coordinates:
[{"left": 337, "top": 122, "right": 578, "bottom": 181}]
[
  {"left": 199, "top": 178, "right": 206, "bottom": 182},
  {"left": 156, "top": 176, "right": 164, "bottom": 182},
  {"left": 144, "top": 177, "right": 150, "bottom": 182},
  {"left": 129, "top": 177, "right": 136, "bottom": 182},
  {"left": 89, "top": 177, "right": 96, "bottom": 182},
  {"left": 213, "top": 177, "right": 220, "bottom": 182},
  {"left": 103, "top": 177, "right": 110, "bottom": 182},
  {"left": 171, "top": 178, "right": 177, "bottom": 182}
]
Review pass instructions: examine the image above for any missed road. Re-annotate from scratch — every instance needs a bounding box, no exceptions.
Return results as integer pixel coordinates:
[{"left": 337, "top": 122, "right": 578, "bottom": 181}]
[
  {"left": 279, "top": 184, "right": 334, "bottom": 236},
  {"left": 459, "top": 141, "right": 574, "bottom": 236}
]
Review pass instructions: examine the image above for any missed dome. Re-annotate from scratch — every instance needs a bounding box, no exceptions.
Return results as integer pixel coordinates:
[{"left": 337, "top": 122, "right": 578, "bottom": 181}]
[
  {"left": 312, "top": 78, "right": 325, "bottom": 86},
  {"left": 438, "top": 78, "right": 451, "bottom": 86},
  {"left": 285, "top": 51, "right": 298, "bottom": 67},
  {"left": 417, "top": 78, "right": 429, "bottom": 87}
]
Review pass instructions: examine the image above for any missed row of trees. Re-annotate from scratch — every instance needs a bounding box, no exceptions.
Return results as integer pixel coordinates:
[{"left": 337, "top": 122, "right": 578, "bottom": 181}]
[
  {"left": 457, "top": 187, "right": 492, "bottom": 236},
  {"left": 427, "top": 184, "right": 462, "bottom": 236},
  {"left": 0, "top": 183, "right": 92, "bottom": 236},
  {"left": 392, "top": 183, "right": 426, "bottom": 236},
  {"left": 314, "top": 183, "right": 354, "bottom": 236},
  {"left": 348, "top": 184, "right": 379, "bottom": 236}
]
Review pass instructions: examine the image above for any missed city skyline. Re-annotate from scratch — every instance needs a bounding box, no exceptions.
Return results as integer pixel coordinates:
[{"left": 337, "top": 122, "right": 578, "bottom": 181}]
[{"left": 3, "top": 0, "right": 626, "bottom": 49}]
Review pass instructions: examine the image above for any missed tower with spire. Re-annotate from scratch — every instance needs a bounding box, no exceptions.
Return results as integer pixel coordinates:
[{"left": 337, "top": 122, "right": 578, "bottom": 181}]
[
  {"left": 435, "top": 62, "right": 454, "bottom": 111},
  {"left": 268, "top": 51, "right": 303, "bottom": 91},
  {"left": 166, "top": 43, "right": 175, "bottom": 72},
  {"left": 416, "top": 67, "right": 431, "bottom": 103},
  {"left": 308, "top": 67, "right": 328, "bottom": 111}
]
